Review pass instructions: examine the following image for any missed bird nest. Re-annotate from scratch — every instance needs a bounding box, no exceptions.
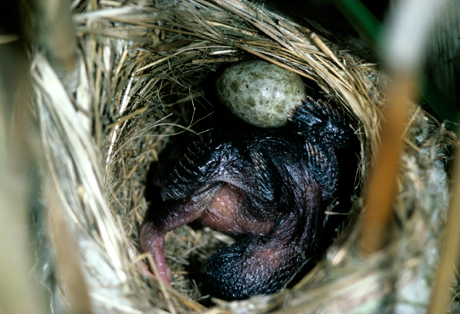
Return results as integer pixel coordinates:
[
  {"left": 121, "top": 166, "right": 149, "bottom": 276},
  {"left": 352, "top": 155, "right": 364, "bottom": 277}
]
[{"left": 30, "top": 0, "right": 456, "bottom": 313}]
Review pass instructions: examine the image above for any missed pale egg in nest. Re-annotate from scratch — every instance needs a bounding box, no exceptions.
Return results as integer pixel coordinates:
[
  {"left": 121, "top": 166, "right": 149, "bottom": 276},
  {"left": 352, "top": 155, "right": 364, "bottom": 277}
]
[{"left": 216, "top": 60, "right": 307, "bottom": 128}]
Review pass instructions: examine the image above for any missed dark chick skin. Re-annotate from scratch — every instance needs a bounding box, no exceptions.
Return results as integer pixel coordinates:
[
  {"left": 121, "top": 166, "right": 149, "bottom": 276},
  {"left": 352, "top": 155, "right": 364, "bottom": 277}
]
[{"left": 140, "top": 97, "right": 356, "bottom": 300}]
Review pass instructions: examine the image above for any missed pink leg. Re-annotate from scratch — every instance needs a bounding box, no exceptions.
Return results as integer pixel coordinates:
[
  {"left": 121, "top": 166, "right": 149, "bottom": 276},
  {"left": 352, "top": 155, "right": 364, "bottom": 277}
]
[
  {"left": 140, "top": 188, "right": 221, "bottom": 286},
  {"left": 140, "top": 222, "right": 171, "bottom": 286}
]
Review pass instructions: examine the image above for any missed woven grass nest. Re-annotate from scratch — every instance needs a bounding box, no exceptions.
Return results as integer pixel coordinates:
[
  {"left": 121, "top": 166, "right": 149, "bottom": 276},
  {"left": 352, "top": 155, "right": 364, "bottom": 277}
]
[{"left": 30, "top": 0, "right": 456, "bottom": 313}]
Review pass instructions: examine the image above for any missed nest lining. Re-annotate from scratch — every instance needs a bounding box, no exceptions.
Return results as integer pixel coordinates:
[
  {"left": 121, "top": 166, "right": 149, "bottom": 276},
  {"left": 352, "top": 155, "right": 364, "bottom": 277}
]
[{"left": 30, "top": 0, "right": 456, "bottom": 313}]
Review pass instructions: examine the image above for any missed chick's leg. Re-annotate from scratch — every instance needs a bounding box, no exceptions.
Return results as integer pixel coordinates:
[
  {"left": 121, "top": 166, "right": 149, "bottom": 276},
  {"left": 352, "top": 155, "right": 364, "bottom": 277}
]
[{"left": 140, "top": 184, "right": 222, "bottom": 285}]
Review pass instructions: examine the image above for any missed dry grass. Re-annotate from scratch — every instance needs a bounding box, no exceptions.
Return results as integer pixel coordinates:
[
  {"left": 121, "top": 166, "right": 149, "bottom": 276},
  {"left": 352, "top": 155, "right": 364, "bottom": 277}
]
[{"left": 26, "top": 0, "right": 457, "bottom": 313}]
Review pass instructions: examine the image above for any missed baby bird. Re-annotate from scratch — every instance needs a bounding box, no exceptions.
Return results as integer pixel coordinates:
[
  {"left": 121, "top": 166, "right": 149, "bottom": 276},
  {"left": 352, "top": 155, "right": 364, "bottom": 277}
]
[{"left": 140, "top": 97, "right": 357, "bottom": 300}]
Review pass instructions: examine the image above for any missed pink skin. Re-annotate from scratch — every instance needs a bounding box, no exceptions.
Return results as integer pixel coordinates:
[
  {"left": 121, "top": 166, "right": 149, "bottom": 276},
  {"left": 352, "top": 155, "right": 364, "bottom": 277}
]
[
  {"left": 140, "top": 223, "right": 171, "bottom": 285},
  {"left": 140, "top": 184, "right": 273, "bottom": 286},
  {"left": 139, "top": 97, "right": 355, "bottom": 300}
]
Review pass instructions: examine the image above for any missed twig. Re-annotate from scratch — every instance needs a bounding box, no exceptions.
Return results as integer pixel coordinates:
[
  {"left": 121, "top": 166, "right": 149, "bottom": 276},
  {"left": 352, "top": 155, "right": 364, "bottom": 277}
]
[
  {"left": 33, "top": 0, "right": 77, "bottom": 91},
  {"left": 359, "top": 73, "right": 414, "bottom": 253},
  {"left": 48, "top": 188, "right": 93, "bottom": 314}
]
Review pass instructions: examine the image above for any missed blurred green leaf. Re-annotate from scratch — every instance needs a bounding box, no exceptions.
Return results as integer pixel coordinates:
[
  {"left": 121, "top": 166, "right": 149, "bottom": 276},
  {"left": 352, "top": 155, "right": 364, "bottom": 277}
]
[{"left": 332, "top": 0, "right": 458, "bottom": 130}]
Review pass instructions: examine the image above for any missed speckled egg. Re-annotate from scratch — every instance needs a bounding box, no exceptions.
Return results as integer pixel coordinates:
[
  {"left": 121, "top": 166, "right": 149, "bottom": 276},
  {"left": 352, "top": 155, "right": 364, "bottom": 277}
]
[{"left": 216, "top": 60, "right": 306, "bottom": 128}]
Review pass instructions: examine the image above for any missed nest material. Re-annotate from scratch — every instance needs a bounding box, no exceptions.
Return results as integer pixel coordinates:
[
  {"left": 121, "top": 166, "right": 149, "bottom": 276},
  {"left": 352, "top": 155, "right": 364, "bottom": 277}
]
[{"left": 30, "top": 0, "right": 455, "bottom": 313}]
